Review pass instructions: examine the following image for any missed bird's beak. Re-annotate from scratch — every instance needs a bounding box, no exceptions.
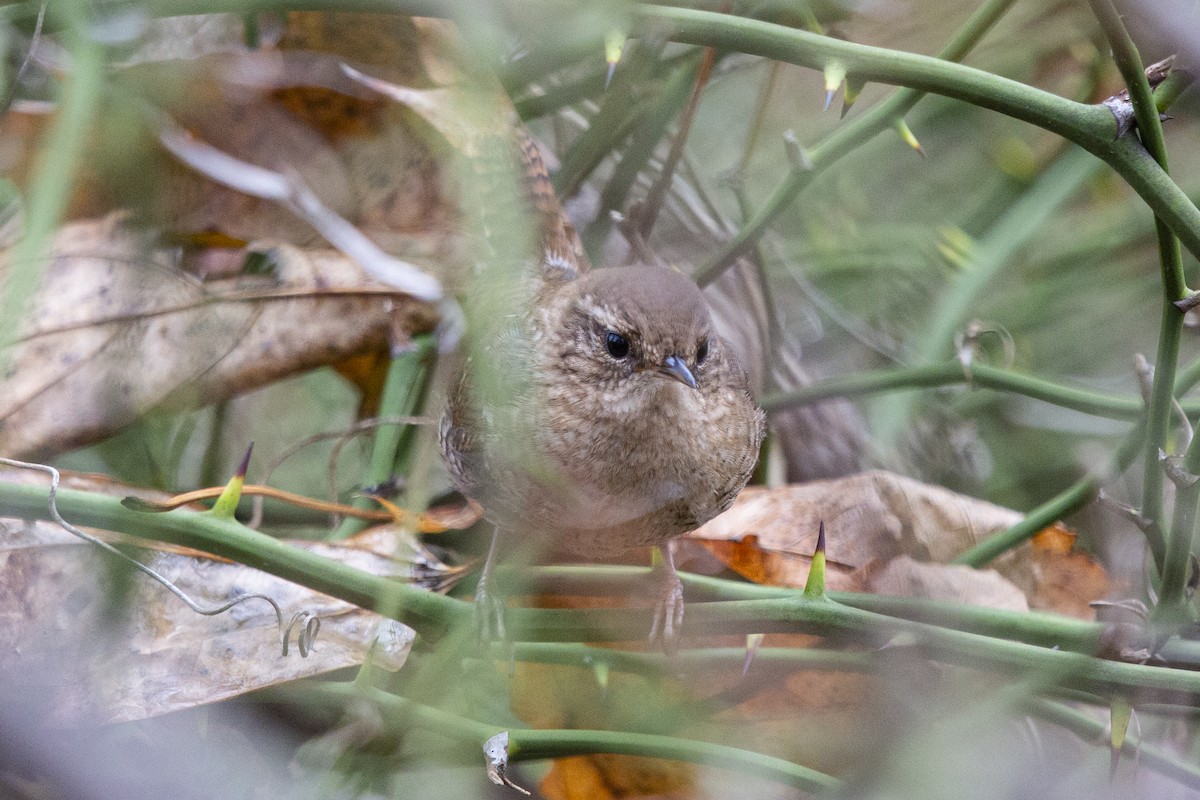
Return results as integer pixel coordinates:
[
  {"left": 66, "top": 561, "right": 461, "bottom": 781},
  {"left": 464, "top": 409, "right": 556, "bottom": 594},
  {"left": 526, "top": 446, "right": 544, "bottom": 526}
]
[{"left": 659, "top": 355, "right": 698, "bottom": 389}]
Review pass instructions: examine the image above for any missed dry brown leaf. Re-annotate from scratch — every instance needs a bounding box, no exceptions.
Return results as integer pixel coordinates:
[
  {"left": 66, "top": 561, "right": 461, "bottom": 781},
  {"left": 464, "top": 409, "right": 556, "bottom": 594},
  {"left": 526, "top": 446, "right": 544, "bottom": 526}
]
[
  {"left": 688, "top": 470, "right": 1107, "bottom": 617},
  {"left": 144, "top": 17, "right": 470, "bottom": 274},
  {"left": 540, "top": 755, "right": 620, "bottom": 800},
  {"left": 1022, "top": 526, "right": 1113, "bottom": 618},
  {"left": 0, "top": 468, "right": 457, "bottom": 725},
  {"left": 543, "top": 755, "right": 694, "bottom": 800},
  {"left": 520, "top": 479, "right": 1106, "bottom": 793},
  {"left": 859, "top": 555, "right": 1028, "bottom": 612},
  {"left": 0, "top": 14, "right": 564, "bottom": 459},
  {"left": 7, "top": 19, "right": 464, "bottom": 257},
  {"left": 0, "top": 215, "right": 436, "bottom": 459}
]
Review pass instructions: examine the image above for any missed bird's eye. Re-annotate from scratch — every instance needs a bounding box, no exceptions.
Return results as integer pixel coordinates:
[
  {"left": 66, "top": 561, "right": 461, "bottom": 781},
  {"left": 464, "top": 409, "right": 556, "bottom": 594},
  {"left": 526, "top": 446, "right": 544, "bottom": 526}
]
[
  {"left": 605, "top": 331, "right": 630, "bottom": 359},
  {"left": 696, "top": 338, "right": 709, "bottom": 365}
]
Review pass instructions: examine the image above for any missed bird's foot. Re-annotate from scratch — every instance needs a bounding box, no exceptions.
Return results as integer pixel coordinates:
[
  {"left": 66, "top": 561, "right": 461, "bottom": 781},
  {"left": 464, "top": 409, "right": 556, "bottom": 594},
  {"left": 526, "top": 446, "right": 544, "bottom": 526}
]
[
  {"left": 647, "top": 555, "right": 685, "bottom": 656},
  {"left": 472, "top": 526, "right": 512, "bottom": 655},
  {"left": 473, "top": 573, "right": 508, "bottom": 646}
]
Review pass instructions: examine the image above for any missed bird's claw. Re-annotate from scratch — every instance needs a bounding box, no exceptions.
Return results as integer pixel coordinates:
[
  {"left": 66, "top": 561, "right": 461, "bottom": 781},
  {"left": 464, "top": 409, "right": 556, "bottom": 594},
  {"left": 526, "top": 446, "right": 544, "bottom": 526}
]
[
  {"left": 473, "top": 575, "right": 508, "bottom": 646},
  {"left": 647, "top": 566, "right": 685, "bottom": 656}
]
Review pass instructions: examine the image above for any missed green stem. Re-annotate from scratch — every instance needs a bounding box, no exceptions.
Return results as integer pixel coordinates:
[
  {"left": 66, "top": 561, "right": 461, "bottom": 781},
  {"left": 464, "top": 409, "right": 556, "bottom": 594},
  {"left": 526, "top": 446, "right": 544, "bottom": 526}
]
[
  {"left": 333, "top": 335, "right": 434, "bottom": 540},
  {"left": 522, "top": 565, "right": 1102, "bottom": 649},
  {"left": 312, "top": 684, "right": 840, "bottom": 792},
  {"left": 0, "top": 479, "right": 465, "bottom": 631},
  {"left": 690, "top": 0, "right": 1020, "bottom": 285},
  {"left": 1088, "top": 0, "right": 1194, "bottom": 610},
  {"left": 1028, "top": 698, "right": 1200, "bottom": 787},
  {"left": 199, "top": 401, "right": 230, "bottom": 489},
  {"left": 552, "top": 38, "right": 671, "bottom": 198},
  {"left": 310, "top": 652, "right": 1200, "bottom": 796},
  {"left": 637, "top": 39, "right": 716, "bottom": 238},
  {"left": 1163, "top": 451, "right": 1200, "bottom": 620},
  {"left": 761, "top": 362, "right": 1152, "bottom": 420},
  {"left": 623, "top": 4, "right": 1200, "bottom": 276},
  {"left": 497, "top": 598, "right": 1200, "bottom": 703},
  {"left": 581, "top": 52, "right": 701, "bottom": 257},
  {"left": 1166, "top": 387, "right": 1200, "bottom": 619},
  {"left": 8, "top": 476, "right": 1200, "bottom": 703},
  {"left": 1088, "top": 0, "right": 1189, "bottom": 589},
  {"left": 489, "top": 641, "right": 874, "bottom": 678},
  {"left": 512, "top": 49, "right": 698, "bottom": 121},
  {"left": 506, "top": 565, "right": 1200, "bottom": 668},
  {"left": 1176, "top": 355, "right": 1200, "bottom": 397},
  {"left": 0, "top": 0, "right": 104, "bottom": 366}
]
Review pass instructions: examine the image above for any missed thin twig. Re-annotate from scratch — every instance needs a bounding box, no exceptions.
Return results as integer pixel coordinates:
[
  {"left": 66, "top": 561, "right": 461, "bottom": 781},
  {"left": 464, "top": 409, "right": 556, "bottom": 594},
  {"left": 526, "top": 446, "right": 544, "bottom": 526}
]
[
  {"left": 637, "top": 19, "right": 721, "bottom": 238},
  {"left": 247, "top": 416, "right": 431, "bottom": 528}
]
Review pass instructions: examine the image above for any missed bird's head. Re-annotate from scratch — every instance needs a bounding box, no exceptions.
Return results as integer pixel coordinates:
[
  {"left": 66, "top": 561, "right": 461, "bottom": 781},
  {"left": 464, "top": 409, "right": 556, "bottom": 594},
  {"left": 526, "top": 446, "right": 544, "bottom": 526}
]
[{"left": 559, "top": 266, "right": 717, "bottom": 400}]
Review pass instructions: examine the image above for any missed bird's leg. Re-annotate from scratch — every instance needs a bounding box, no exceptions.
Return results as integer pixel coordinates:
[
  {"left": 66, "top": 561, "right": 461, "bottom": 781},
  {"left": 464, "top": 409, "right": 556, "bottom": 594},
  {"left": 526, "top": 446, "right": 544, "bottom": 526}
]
[
  {"left": 474, "top": 525, "right": 508, "bottom": 644},
  {"left": 647, "top": 543, "right": 685, "bottom": 655}
]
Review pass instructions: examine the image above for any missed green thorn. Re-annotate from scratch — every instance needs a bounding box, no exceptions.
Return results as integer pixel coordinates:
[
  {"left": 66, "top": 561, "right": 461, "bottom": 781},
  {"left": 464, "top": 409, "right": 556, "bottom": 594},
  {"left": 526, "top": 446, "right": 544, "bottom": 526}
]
[
  {"left": 840, "top": 77, "right": 865, "bottom": 118},
  {"left": 1109, "top": 695, "right": 1132, "bottom": 779},
  {"left": 604, "top": 30, "right": 625, "bottom": 89},
  {"left": 894, "top": 118, "right": 925, "bottom": 157},
  {"left": 593, "top": 660, "right": 610, "bottom": 697},
  {"left": 822, "top": 62, "right": 846, "bottom": 112},
  {"left": 209, "top": 442, "right": 252, "bottom": 519},
  {"left": 783, "top": 130, "right": 814, "bottom": 171},
  {"left": 797, "top": 5, "right": 824, "bottom": 35},
  {"left": 742, "top": 633, "right": 765, "bottom": 676},
  {"left": 803, "top": 521, "right": 827, "bottom": 598}
]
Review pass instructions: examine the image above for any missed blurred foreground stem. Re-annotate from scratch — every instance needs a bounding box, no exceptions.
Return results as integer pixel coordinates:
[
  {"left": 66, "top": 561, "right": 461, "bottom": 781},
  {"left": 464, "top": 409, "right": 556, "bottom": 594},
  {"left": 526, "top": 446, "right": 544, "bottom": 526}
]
[
  {"left": 876, "top": 145, "right": 1101, "bottom": 448},
  {"left": 309, "top": 683, "right": 840, "bottom": 792},
  {"left": 1090, "top": 1, "right": 1195, "bottom": 615},
  {"left": 333, "top": 335, "right": 435, "bottom": 540},
  {"left": 6, "top": 476, "right": 1200, "bottom": 704},
  {"left": 0, "top": 0, "right": 103, "bottom": 370}
]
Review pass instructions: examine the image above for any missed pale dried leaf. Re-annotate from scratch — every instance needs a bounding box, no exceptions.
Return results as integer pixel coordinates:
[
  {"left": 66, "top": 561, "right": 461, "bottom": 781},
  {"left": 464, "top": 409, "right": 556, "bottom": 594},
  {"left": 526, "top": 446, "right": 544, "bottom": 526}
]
[
  {"left": 0, "top": 469, "right": 435, "bottom": 725},
  {"left": 690, "top": 470, "right": 1021, "bottom": 574},
  {"left": 859, "top": 555, "right": 1028, "bottom": 611},
  {"left": 2, "top": 518, "right": 415, "bottom": 725},
  {"left": 0, "top": 215, "right": 436, "bottom": 459},
  {"left": 689, "top": 470, "right": 1103, "bottom": 615}
]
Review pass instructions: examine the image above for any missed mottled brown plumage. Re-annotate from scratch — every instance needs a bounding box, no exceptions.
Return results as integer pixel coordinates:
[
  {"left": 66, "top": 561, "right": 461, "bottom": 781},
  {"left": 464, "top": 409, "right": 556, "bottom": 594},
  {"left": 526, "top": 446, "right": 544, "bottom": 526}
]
[
  {"left": 439, "top": 122, "right": 763, "bottom": 646},
  {"left": 440, "top": 261, "right": 765, "bottom": 646}
]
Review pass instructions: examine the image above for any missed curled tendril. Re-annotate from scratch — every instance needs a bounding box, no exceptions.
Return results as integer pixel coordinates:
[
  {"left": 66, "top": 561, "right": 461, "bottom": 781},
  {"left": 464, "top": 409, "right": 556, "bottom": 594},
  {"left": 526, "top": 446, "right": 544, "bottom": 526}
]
[
  {"left": 283, "top": 610, "right": 322, "bottom": 657},
  {"left": 1, "top": 457, "right": 318, "bottom": 658},
  {"left": 954, "top": 319, "right": 1015, "bottom": 380}
]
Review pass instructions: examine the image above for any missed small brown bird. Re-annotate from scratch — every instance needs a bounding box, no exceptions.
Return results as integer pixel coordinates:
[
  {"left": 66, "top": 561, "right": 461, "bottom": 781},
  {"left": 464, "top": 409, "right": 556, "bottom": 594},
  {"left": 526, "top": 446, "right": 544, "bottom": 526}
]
[{"left": 440, "top": 257, "right": 766, "bottom": 647}]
